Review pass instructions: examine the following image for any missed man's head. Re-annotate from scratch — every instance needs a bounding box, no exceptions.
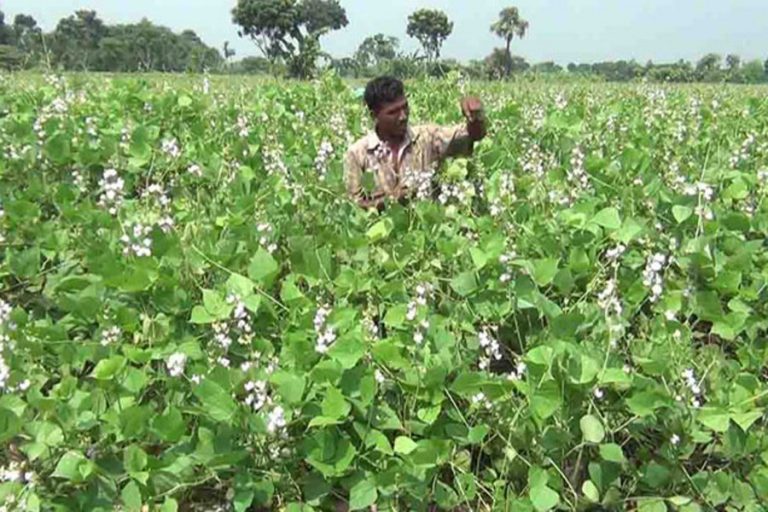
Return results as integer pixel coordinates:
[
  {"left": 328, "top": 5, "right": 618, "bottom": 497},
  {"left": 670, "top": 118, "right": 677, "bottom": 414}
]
[{"left": 364, "top": 76, "right": 409, "bottom": 141}]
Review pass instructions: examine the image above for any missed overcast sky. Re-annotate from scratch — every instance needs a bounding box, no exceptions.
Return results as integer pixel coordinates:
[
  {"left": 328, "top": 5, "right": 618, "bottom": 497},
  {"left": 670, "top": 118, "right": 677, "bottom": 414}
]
[{"left": 2, "top": 0, "right": 767, "bottom": 65}]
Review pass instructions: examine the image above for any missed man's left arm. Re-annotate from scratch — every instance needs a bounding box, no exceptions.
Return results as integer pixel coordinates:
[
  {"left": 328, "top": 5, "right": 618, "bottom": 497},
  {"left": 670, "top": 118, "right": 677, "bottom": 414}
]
[{"left": 437, "top": 97, "right": 486, "bottom": 159}]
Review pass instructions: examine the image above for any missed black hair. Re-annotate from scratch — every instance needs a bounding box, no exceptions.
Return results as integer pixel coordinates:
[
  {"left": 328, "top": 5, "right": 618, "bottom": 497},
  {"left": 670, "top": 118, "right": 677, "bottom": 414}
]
[{"left": 363, "top": 76, "right": 405, "bottom": 113}]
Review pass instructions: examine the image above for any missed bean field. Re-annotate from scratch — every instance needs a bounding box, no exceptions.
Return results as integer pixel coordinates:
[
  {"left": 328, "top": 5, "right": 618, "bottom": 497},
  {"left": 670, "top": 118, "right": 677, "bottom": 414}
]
[{"left": 1, "top": 72, "right": 768, "bottom": 511}]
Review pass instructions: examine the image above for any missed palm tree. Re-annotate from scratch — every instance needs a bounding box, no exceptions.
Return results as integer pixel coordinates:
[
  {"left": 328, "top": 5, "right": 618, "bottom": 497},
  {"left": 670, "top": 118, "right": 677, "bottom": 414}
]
[{"left": 491, "top": 6, "right": 529, "bottom": 77}]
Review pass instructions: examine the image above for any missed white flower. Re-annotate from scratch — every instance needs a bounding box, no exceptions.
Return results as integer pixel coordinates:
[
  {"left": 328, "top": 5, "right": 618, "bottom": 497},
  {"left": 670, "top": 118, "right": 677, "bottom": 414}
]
[
  {"left": 374, "top": 369, "right": 385, "bottom": 384},
  {"left": 671, "top": 434, "right": 680, "bottom": 446},
  {"left": 188, "top": 164, "right": 203, "bottom": 177},
  {"left": 167, "top": 352, "right": 187, "bottom": 377},
  {"left": 266, "top": 405, "right": 287, "bottom": 434},
  {"left": 413, "top": 331, "right": 424, "bottom": 345},
  {"left": 100, "top": 326, "right": 121, "bottom": 347},
  {"left": 593, "top": 388, "right": 604, "bottom": 399}
]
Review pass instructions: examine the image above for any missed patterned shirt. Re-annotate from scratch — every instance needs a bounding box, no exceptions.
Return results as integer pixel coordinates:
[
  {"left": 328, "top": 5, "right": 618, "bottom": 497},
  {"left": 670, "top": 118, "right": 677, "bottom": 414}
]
[{"left": 343, "top": 123, "right": 474, "bottom": 204}]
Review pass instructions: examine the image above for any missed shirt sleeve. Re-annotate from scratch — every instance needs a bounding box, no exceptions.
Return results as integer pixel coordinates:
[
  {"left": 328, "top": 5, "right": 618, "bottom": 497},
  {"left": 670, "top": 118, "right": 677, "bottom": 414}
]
[
  {"left": 428, "top": 123, "right": 475, "bottom": 160},
  {"left": 343, "top": 147, "right": 364, "bottom": 202}
]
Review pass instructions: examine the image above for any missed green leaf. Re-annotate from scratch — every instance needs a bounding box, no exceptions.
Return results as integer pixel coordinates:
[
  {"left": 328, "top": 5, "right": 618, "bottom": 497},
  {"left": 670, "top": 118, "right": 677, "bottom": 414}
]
[
  {"left": 697, "top": 407, "right": 731, "bottom": 433},
  {"left": 626, "top": 390, "right": 669, "bottom": 417},
  {"left": 193, "top": 380, "right": 237, "bottom": 423},
  {"left": 0, "top": 408, "right": 22, "bottom": 443},
  {"left": 366, "top": 218, "right": 393, "bottom": 242},
  {"left": 672, "top": 205, "right": 693, "bottom": 223},
  {"left": 532, "top": 258, "right": 559, "bottom": 287},
  {"left": 580, "top": 414, "right": 606, "bottom": 444},
  {"left": 124, "top": 445, "right": 148, "bottom": 472},
  {"left": 530, "top": 484, "right": 560, "bottom": 512},
  {"left": 321, "top": 387, "right": 350, "bottom": 420},
  {"left": 152, "top": 407, "right": 186, "bottom": 443},
  {"left": 248, "top": 249, "right": 279, "bottom": 286},
  {"left": 328, "top": 333, "right": 365, "bottom": 369},
  {"left": 178, "top": 95, "right": 192, "bottom": 108},
  {"left": 731, "top": 411, "right": 762, "bottom": 432},
  {"left": 52, "top": 450, "right": 92, "bottom": 482},
  {"left": 92, "top": 356, "right": 126, "bottom": 380},
  {"left": 582, "top": 480, "right": 600, "bottom": 502},
  {"left": 121, "top": 481, "right": 143, "bottom": 512},
  {"left": 531, "top": 381, "right": 562, "bottom": 422},
  {"left": 468, "top": 424, "right": 490, "bottom": 444},
  {"left": 270, "top": 371, "right": 306, "bottom": 405},
  {"left": 599, "top": 443, "right": 626, "bottom": 464},
  {"left": 592, "top": 207, "right": 622, "bottom": 230},
  {"left": 394, "top": 436, "right": 418, "bottom": 455},
  {"left": 637, "top": 498, "right": 667, "bottom": 512},
  {"left": 349, "top": 477, "right": 377, "bottom": 510},
  {"left": 450, "top": 270, "right": 478, "bottom": 297}
]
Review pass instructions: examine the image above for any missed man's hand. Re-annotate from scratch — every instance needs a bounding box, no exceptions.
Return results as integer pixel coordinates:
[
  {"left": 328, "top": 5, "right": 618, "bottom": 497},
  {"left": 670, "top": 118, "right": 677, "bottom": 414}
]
[{"left": 460, "top": 96, "right": 486, "bottom": 141}]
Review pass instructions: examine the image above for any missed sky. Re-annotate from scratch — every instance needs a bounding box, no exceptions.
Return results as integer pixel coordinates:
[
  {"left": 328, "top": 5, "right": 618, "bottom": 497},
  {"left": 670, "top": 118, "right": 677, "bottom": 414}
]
[{"left": 2, "top": 0, "right": 767, "bottom": 66}]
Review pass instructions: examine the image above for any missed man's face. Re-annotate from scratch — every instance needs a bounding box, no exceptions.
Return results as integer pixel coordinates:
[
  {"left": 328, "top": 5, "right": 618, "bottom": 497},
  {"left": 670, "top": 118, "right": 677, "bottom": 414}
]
[{"left": 373, "top": 96, "right": 409, "bottom": 140}]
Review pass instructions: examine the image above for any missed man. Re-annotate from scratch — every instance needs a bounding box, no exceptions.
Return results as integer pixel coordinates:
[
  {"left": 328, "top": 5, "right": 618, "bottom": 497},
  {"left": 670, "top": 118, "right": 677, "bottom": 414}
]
[{"left": 344, "top": 76, "right": 487, "bottom": 209}]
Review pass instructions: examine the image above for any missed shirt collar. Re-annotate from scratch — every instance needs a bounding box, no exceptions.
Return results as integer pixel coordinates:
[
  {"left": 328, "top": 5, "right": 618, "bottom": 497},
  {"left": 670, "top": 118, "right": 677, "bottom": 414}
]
[{"left": 365, "top": 126, "right": 418, "bottom": 152}]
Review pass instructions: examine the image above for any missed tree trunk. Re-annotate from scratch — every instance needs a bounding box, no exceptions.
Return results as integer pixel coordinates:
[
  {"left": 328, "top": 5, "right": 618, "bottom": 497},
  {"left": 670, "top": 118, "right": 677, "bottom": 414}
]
[{"left": 505, "top": 37, "right": 512, "bottom": 78}]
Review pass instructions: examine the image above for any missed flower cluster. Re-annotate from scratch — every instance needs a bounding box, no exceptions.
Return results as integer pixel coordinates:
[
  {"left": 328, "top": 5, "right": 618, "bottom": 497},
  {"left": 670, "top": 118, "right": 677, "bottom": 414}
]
[
  {"left": 478, "top": 327, "right": 502, "bottom": 371},
  {"left": 166, "top": 352, "right": 187, "bottom": 377},
  {"left": 314, "top": 140, "right": 334, "bottom": 181},
  {"left": 244, "top": 380, "right": 268, "bottom": 411},
  {"left": 210, "top": 295, "right": 254, "bottom": 354},
  {"left": 120, "top": 223, "right": 153, "bottom": 257},
  {"left": 402, "top": 165, "right": 436, "bottom": 201},
  {"left": 407, "top": 283, "right": 433, "bottom": 321},
  {"left": 237, "top": 115, "right": 250, "bottom": 138},
  {"left": 642, "top": 253, "right": 667, "bottom": 303},
  {"left": 437, "top": 181, "right": 475, "bottom": 206},
  {"left": 256, "top": 222, "right": 278, "bottom": 254},
  {"left": 97, "top": 169, "right": 125, "bottom": 215},
  {"left": 597, "top": 278, "right": 623, "bottom": 317},
  {"left": 507, "top": 361, "right": 527, "bottom": 381},
  {"left": 266, "top": 405, "right": 287, "bottom": 435},
  {"left": 263, "top": 138, "right": 289, "bottom": 177},
  {"left": 314, "top": 304, "right": 336, "bottom": 354},
  {"left": 567, "top": 146, "right": 592, "bottom": 195},
  {"left": 71, "top": 169, "right": 88, "bottom": 193},
  {"left": 162, "top": 138, "right": 181, "bottom": 159},
  {"left": 100, "top": 326, "right": 121, "bottom": 347},
  {"left": 499, "top": 251, "right": 517, "bottom": 284},
  {"left": 679, "top": 368, "right": 703, "bottom": 408},
  {"left": 0, "top": 462, "right": 34, "bottom": 484},
  {"left": 188, "top": 163, "right": 203, "bottom": 177},
  {"left": 729, "top": 132, "right": 755, "bottom": 168},
  {"left": 489, "top": 171, "right": 516, "bottom": 217}
]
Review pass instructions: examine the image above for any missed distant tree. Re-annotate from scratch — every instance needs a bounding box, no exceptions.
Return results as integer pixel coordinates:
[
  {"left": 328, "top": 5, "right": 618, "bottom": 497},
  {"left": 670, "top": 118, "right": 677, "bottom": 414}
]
[
  {"left": 765, "top": 57, "right": 768, "bottom": 77},
  {"left": 355, "top": 33, "right": 399, "bottom": 69},
  {"left": 0, "top": 45, "right": 23, "bottom": 70},
  {"left": 696, "top": 53, "right": 722, "bottom": 81},
  {"left": 490, "top": 6, "right": 528, "bottom": 77},
  {"left": 330, "top": 56, "right": 361, "bottom": 78},
  {"left": 0, "top": 11, "right": 12, "bottom": 45},
  {"left": 742, "top": 60, "right": 765, "bottom": 83},
  {"left": 531, "top": 61, "right": 562, "bottom": 74},
  {"left": 53, "top": 10, "right": 107, "bottom": 70},
  {"left": 406, "top": 9, "right": 453, "bottom": 61},
  {"left": 12, "top": 15, "right": 41, "bottom": 50},
  {"left": 231, "top": 55, "right": 272, "bottom": 74},
  {"left": 484, "top": 48, "right": 528, "bottom": 79},
  {"left": 725, "top": 53, "right": 741, "bottom": 72},
  {"left": 223, "top": 41, "right": 236, "bottom": 62},
  {"left": 232, "top": 0, "right": 348, "bottom": 78}
]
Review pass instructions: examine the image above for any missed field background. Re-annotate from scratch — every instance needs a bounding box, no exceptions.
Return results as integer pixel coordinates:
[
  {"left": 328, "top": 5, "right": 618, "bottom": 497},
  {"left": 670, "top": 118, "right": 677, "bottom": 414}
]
[{"left": 1, "top": 72, "right": 768, "bottom": 511}]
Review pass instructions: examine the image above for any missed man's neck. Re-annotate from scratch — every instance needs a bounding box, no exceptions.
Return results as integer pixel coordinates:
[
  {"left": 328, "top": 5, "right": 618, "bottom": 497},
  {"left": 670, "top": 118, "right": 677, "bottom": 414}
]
[{"left": 376, "top": 126, "right": 405, "bottom": 147}]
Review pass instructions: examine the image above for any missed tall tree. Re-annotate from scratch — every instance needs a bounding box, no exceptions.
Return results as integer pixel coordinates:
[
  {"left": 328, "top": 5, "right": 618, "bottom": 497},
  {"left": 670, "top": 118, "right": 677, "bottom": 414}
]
[
  {"left": 53, "top": 10, "right": 107, "bottom": 70},
  {"left": 0, "top": 11, "right": 11, "bottom": 45},
  {"left": 491, "top": 6, "right": 529, "bottom": 77},
  {"left": 355, "top": 33, "right": 399, "bottom": 69},
  {"left": 232, "top": 0, "right": 348, "bottom": 78},
  {"left": 725, "top": 53, "right": 741, "bottom": 72},
  {"left": 406, "top": 9, "right": 453, "bottom": 61},
  {"left": 223, "top": 41, "right": 236, "bottom": 62},
  {"left": 12, "top": 14, "right": 42, "bottom": 58}
]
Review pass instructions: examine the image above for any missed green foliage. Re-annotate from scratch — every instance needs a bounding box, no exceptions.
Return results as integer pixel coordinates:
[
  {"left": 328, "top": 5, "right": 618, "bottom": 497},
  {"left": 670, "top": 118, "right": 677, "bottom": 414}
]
[
  {"left": 0, "top": 73, "right": 768, "bottom": 512},
  {"left": 232, "top": 0, "right": 348, "bottom": 78},
  {"left": 406, "top": 9, "right": 454, "bottom": 61}
]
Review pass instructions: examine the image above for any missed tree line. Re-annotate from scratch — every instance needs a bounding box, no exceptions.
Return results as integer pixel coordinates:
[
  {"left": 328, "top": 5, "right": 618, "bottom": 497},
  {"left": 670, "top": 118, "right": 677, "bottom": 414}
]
[{"left": 2, "top": 2, "right": 768, "bottom": 85}]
